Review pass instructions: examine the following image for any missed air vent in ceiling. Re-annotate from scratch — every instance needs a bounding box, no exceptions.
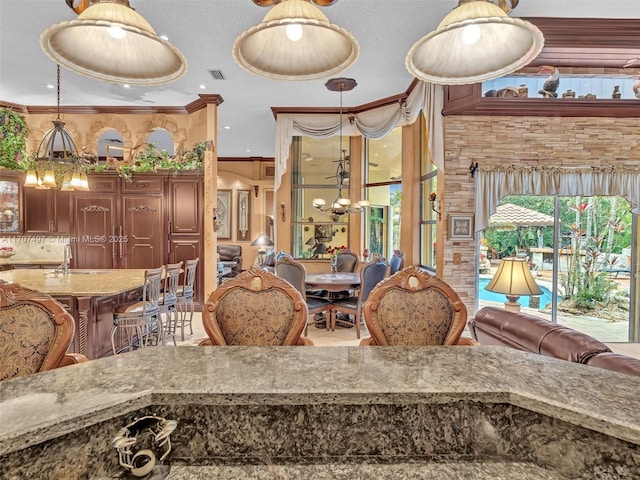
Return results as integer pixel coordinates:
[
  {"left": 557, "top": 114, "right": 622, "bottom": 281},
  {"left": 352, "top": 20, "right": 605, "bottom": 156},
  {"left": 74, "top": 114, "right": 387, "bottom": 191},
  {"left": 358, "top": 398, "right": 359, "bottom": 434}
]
[{"left": 208, "top": 69, "right": 225, "bottom": 80}]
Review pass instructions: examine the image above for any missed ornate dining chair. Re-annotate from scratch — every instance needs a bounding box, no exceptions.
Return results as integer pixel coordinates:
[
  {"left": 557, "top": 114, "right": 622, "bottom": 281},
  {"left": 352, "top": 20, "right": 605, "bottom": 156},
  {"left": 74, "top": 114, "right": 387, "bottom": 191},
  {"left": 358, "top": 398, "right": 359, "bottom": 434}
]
[
  {"left": 200, "top": 267, "right": 313, "bottom": 346},
  {"left": 330, "top": 260, "right": 388, "bottom": 339},
  {"left": 175, "top": 257, "right": 199, "bottom": 340},
  {"left": 360, "top": 266, "right": 479, "bottom": 347},
  {"left": 159, "top": 261, "right": 183, "bottom": 346},
  {"left": 0, "top": 280, "right": 88, "bottom": 381},
  {"left": 111, "top": 266, "right": 163, "bottom": 354},
  {"left": 275, "top": 255, "right": 332, "bottom": 335}
]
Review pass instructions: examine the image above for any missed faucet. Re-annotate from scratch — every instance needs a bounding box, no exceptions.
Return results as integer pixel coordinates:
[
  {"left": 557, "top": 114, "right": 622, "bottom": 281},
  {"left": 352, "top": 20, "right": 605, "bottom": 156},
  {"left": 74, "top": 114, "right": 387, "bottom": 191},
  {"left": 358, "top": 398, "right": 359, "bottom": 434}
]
[{"left": 57, "top": 243, "right": 72, "bottom": 275}]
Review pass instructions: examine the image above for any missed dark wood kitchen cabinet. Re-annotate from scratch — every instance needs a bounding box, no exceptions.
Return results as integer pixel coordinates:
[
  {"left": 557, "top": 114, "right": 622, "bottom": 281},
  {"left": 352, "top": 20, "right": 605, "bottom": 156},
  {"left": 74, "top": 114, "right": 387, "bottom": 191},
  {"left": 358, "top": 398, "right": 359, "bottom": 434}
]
[
  {"left": 71, "top": 172, "right": 203, "bottom": 306},
  {"left": 23, "top": 188, "right": 71, "bottom": 235}
]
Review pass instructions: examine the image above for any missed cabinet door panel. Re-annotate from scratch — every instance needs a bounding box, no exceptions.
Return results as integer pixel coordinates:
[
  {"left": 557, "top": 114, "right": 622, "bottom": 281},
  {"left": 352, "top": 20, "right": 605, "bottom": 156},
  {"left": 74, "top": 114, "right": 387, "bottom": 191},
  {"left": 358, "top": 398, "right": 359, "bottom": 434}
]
[
  {"left": 23, "top": 188, "right": 52, "bottom": 234},
  {"left": 74, "top": 195, "right": 118, "bottom": 269},
  {"left": 121, "top": 195, "right": 164, "bottom": 269},
  {"left": 54, "top": 190, "right": 71, "bottom": 235},
  {"left": 170, "top": 180, "right": 201, "bottom": 234}
]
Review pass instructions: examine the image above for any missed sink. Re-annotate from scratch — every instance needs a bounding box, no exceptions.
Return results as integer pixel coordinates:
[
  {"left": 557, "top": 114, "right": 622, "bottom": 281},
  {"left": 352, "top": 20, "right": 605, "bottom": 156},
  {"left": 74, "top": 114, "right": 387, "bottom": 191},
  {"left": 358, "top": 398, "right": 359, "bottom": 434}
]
[{"left": 45, "top": 270, "right": 111, "bottom": 276}]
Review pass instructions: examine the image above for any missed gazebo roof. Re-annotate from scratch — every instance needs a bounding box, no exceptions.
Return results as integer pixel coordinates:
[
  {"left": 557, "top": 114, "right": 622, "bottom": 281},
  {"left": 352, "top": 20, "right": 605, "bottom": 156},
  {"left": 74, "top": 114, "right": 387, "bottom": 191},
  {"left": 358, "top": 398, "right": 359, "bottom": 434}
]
[{"left": 490, "top": 204, "right": 555, "bottom": 227}]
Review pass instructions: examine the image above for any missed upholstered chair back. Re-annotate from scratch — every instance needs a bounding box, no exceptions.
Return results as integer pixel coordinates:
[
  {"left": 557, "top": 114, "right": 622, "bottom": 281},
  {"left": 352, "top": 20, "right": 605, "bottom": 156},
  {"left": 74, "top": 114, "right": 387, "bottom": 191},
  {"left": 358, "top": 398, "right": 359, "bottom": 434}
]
[
  {"left": 362, "top": 266, "right": 469, "bottom": 347},
  {"left": 0, "top": 280, "right": 88, "bottom": 380},
  {"left": 389, "top": 251, "right": 405, "bottom": 275},
  {"left": 360, "top": 260, "right": 389, "bottom": 303},
  {"left": 275, "top": 256, "right": 307, "bottom": 299},
  {"left": 336, "top": 250, "right": 360, "bottom": 273},
  {"left": 203, "top": 268, "right": 309, "bottom": 346}
]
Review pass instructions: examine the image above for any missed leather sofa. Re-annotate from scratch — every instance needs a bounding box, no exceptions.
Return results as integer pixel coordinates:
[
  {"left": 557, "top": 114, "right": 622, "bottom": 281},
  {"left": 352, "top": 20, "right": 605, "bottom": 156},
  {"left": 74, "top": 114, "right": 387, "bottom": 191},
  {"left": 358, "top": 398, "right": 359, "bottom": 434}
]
[
  {"left": 468, "top": 306, "right": 640, "bottom": 377},
  {"left": 217, "top": 244, "right": 243, "bottom": 276}
]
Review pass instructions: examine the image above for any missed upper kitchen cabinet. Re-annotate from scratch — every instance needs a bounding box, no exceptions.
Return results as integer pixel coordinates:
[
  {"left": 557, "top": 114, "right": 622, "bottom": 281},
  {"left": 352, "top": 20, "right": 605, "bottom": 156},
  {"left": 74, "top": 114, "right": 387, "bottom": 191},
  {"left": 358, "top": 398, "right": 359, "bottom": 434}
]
[
  {"left": 23, "top": 187, "right": 71, "bottom": 236},
  {"left": 0, "top": 171, "right": 21, "bottom": 234}
]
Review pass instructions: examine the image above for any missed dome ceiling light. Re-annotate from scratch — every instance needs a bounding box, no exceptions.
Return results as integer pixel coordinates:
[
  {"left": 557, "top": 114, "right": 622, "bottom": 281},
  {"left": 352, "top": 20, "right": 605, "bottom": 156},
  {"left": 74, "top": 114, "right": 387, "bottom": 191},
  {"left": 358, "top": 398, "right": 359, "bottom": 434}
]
[
  {"left": 233, "top": 0, "right": 359, "bottom": 81},
  {"left": 41, "top": 0, "right": 187, "bottom": 86},
  {"left": 406, "top": 0, "right": 544, "bottom": 85}
]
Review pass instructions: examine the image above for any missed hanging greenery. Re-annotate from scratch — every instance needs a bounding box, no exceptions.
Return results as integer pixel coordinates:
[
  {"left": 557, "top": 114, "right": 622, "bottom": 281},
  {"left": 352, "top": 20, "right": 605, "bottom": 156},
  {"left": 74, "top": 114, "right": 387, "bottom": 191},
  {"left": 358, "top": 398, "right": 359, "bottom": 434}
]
[
  {"left": 0, "top": 107, "right": 29, "bottom": 170},
  {"left": 86, "top": 141, "right": 208, "bottom": 180}
]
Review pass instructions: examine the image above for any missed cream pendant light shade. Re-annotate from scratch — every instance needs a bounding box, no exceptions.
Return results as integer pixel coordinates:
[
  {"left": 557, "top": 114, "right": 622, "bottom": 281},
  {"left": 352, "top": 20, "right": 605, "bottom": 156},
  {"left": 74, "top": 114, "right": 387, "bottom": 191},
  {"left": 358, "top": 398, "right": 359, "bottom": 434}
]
[
  {"left": 406, "top": 0, "right": 544, "bottom": 85},
  {"left": 233, "top": 0, "right": 359, "bottom": 81},
  {"left": 40, "top": 0, "right": 187, "bottom": 86}
]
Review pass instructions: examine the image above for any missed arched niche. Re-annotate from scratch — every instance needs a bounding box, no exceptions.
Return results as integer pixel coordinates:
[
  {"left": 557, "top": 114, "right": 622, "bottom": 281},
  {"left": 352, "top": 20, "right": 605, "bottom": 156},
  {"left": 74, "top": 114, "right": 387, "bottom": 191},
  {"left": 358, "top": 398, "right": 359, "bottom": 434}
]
[
  {"left": 146, "top": 128, "right": 175, "bottom": 156},
  {"left": 97, "top": 129, "right": 124, "bottom": 160}
]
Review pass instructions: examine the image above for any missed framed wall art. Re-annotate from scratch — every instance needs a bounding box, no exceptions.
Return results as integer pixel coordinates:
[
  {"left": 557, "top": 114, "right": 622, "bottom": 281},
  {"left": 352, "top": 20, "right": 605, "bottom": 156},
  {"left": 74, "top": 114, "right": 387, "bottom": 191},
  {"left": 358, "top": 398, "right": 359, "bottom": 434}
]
[
  {"left": 449, "top": 214, "right": 474, "bottom": 240},
  {"left": 216, "top": 190, "right": 232, "bottom": 239},
  {"left": 237, "top": 189, "right": 251, "bottom": 241}
]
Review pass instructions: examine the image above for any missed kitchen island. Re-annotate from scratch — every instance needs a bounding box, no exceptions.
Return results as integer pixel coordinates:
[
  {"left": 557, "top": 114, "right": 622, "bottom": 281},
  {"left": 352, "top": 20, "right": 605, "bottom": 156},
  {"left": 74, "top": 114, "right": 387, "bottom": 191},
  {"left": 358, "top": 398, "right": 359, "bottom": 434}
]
[
  {"left": 0, "top": 346, "right": 638, "bottom": 479},
  {"left": 0, "top": 268, "right": 147, "bottom": 359}
]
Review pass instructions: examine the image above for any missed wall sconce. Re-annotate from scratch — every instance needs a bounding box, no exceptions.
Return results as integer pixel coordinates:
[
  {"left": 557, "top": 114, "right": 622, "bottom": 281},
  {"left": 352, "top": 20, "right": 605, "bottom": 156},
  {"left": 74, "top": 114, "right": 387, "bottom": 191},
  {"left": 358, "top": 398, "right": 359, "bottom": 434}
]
[
  {"left": 281, "top": 202, "right": 286, "bottom": 222},
  {"left": 213, "top": 208, "right": 221, "bottom": 232},
  {"left": 253, "top": 185, "right": 259, "bottom": 197},
  {"left": 429, "top": 192, "right": 442, "bottom": 221}
]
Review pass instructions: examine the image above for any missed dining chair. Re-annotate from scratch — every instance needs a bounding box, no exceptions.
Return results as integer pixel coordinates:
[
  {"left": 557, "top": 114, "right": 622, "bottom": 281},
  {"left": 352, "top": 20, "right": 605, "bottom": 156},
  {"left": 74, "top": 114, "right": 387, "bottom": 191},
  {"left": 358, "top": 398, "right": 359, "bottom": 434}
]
[
  {"left": 336, "top": 250, "right": 360, "bottom": 273},
  {"left": 360, "top": 266, "right": 479, "bottom": 347},
  {"left": 0, "top": 280, "right": 88, "bottom": 381},
  {"left": 330, "top": 260, "right": 388, "bottom": 339},
  {"left": 159, "top": 261, "right": 183, "bottom": 346},
  {"left": 200, "top": 267, "right": 313, "bottom": 346},
  {"left": 275, "top": 255, "right": 332, "bottom": 335},
  {"left": 111, "top": 266, "right": 163, "bottom": 354},
  {"left": 175, "top": 257, "right": 199, "bottom": 341},
  {"left": 389, "top": 250, "right": 405, "bottom": 275}
]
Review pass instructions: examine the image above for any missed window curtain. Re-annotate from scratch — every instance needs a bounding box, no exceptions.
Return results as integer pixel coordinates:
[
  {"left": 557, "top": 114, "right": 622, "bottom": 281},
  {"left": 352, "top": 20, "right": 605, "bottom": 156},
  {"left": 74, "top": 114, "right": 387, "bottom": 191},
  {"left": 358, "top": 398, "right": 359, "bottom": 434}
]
[
  {"left": 274, "top": 81, "right": 444, "bottom": 190},
  {"left": 475, "top": 165, "right": 640, "bottom": 233}
]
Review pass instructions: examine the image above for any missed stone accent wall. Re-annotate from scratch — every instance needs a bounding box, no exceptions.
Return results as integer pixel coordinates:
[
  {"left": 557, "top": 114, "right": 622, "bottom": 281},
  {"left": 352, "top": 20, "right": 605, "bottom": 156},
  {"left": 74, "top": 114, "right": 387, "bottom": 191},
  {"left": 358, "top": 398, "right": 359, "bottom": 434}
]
[{"left": 443, "top": 115, "right": 640, "bottom": 314}]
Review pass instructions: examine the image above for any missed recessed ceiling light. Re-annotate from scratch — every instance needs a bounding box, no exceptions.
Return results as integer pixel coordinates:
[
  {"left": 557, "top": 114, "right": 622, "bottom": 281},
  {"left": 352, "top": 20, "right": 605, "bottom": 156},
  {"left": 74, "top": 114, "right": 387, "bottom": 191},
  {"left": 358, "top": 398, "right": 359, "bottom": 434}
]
[
  {"left": 223, "top": 125, "right": 232, "bottom": 130},
  {"left": 46, "top": 84, "right": 54, "bottom": 89},
  {"left": 123, "top": 84, "right": 130, "bottom": 88},
  {"left": 245, "top": 149, "right": 251, "bottom": 153},
  {"left": 160, "top": 35, "right": 169, "bottom": 41},
  {"left": 199, "top": 84, "right": 206, "bottom": 89}
]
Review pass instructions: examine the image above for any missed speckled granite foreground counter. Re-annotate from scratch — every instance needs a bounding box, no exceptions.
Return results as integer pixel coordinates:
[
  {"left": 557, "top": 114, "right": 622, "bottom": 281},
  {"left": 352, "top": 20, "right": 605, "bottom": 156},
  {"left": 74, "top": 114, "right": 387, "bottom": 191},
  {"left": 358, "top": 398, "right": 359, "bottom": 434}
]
[{"left": 1, "top": 346, "right": 639, "bottom": 479}]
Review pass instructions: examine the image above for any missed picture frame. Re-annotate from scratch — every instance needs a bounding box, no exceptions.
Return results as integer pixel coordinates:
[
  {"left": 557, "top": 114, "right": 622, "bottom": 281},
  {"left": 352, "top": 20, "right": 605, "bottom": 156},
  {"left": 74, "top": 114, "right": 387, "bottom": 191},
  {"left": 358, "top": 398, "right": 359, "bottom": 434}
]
[
  {"left": 236, "top": 189, "right": 251, "bottom": 241},
  {"left": 216, "top": 190, "right": 232, "bottom": 239},
  {"left": 449, "top": 214, "right": 474, "bottom": 240}
]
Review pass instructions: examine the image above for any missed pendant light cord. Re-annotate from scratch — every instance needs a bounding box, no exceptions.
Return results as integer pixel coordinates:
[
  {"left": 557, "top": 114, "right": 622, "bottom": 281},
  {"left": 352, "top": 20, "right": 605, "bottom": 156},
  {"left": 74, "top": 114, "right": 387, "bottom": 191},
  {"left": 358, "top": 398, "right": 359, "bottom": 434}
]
[{"left": 56, "top": 64, "right": 61, "bottom": 121}]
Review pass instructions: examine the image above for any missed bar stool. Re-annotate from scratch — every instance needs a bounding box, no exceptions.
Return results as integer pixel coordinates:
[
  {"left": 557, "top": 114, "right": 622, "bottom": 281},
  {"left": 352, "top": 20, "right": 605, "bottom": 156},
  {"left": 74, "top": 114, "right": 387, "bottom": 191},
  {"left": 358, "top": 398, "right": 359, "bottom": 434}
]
[
  {"left": 159, "top": 261, "right": 183, "bottom": 346},
  {"left": 175, "top": 257, "right": 199, "bottom": 341},
  {"left": 111, "top": 267, "right": 163, "bottom": 354}
]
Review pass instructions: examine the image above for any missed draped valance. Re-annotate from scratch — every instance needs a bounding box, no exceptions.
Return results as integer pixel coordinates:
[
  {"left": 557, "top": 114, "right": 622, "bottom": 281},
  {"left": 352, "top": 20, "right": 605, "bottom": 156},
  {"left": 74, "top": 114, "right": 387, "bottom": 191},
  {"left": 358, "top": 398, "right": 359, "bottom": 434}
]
[
  {"left": 475, "top": 165, "right": 640, "bottom": 233},
  {"left": 274, "top": 81, "right": 444, "bottom": 190}
]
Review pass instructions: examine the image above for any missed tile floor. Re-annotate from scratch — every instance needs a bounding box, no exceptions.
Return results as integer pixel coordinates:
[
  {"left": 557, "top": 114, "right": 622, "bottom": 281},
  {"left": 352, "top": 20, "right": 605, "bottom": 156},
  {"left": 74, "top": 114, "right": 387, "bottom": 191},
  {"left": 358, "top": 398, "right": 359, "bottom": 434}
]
[{"left": 172, "top": 312, "right": 640, "bottom": 358}]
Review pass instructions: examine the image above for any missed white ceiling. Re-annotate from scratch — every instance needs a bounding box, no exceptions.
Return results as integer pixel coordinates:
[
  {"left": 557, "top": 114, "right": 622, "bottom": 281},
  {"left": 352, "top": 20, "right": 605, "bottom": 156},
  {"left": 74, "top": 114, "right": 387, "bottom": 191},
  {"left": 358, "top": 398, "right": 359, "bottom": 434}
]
[{"left": 0, "top": 1, "right": 636, "bottom": 158}]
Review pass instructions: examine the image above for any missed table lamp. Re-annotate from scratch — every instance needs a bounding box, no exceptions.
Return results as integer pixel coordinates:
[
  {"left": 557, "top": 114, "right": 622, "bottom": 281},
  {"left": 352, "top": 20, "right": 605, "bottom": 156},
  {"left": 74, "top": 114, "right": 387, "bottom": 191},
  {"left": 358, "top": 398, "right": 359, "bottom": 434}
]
[
  {"left": 251, "top": 234, "right": 274, "bottom": 268},
  {"left": 485, "top": 257, "right": 542, "bottom": 312}
]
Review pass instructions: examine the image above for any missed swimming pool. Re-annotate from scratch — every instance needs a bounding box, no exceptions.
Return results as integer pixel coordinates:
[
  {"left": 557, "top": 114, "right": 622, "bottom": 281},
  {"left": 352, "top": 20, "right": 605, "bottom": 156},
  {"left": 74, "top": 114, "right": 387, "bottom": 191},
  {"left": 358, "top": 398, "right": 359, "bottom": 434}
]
[{"left": 478, "top": 277, "right": 558, "bottom": 309}]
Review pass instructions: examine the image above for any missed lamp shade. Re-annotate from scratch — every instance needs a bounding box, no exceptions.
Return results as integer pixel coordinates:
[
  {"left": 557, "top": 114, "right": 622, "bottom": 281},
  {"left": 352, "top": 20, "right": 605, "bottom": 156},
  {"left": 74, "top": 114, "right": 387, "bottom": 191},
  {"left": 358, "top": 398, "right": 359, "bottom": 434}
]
[
  {"left": 251, "top": 234, "right": 274, "bottom": 248},
  {"left": 233, "top": 0, "right": 359, "bottom": 81},
  {"left": 406, "top": 0, "right": 544, "bottom": 85},
  {"left": 40, "top": 0, "right": 187, "bottom": 86},
  {"left": 485, "top": 258, "right": 543, "bottom": 297}
]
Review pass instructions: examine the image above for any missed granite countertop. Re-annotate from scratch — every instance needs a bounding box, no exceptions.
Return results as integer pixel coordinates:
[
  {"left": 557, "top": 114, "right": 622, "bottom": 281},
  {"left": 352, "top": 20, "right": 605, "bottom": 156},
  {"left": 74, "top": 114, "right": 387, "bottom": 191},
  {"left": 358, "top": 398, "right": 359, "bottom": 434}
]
[
  {"left": 0, "top": 257, "right": 63, "bottom": 266},
  {"left": 0, "top": 346, "right": 638, "bottom": 457},
  {"left": 0, "top": 268, "right": 148, "bottom": 296}
]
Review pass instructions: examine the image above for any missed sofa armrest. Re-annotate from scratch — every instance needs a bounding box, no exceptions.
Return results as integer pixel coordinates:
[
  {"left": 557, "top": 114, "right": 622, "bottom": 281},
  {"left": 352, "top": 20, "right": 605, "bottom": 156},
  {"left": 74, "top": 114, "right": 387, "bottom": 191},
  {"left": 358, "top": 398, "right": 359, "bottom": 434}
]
[
  {"left": 232, "top": 255, "right": 243, "bottom": 273},
  {"left": 586, "top": 352, "right": 640, "bottom": 377},
  {"left": 57, "top": 353, "right": 89, "bottom": 367}
]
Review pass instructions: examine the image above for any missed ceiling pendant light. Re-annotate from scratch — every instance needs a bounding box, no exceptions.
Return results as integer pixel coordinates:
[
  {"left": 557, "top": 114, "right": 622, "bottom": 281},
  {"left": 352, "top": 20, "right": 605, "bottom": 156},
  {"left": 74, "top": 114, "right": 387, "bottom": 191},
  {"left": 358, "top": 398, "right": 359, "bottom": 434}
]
[
  {"left": 406, "top": 0, "right": 544, "bottom": 85},
  {"left": 233, "top": 0, "right": 359, "bottom": 81},
  {"left": 312, "top": 78, "right": 369, "bottom": 222},
  {"left": 40, "top": 0, "right": 187, "bottom": 86},
  {"left": 24, "top": 65, "right": 89, "bottom": 192}
]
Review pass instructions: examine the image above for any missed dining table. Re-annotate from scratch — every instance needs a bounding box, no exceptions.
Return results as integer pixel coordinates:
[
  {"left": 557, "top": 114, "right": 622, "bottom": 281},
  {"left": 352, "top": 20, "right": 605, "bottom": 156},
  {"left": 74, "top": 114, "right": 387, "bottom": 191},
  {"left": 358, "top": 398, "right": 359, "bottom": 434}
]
[{"left": 305, "top": 272, "right": 360, "bottom": 292}]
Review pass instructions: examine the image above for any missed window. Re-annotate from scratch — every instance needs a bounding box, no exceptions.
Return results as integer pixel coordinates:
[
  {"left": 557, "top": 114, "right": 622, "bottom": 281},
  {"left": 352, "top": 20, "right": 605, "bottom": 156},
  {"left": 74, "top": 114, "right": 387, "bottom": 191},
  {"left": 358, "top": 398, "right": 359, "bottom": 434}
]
[
  {"left": 419, "top": 118, "right": 438, "bottom": 269},
  {"left": 365, "top": 127, "right": 402, "bottom": 260},
  {"left": 291, "top": 136, "right": 350, "bottom": 259}
]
